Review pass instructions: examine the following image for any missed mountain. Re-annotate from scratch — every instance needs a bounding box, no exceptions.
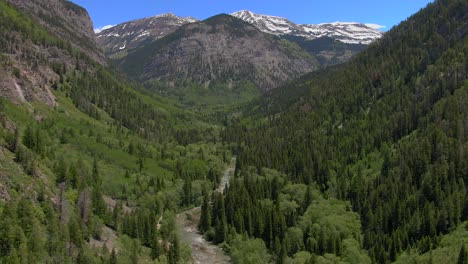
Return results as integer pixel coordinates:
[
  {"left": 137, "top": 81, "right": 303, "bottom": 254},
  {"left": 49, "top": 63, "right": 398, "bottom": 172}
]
[
  {"left": 117, "top": 14, "right": 319, "bottom": 92},
  {"left": 6, "top": 0, "right": 105, "bottom": 64},
  {"left": 1, "top": 0, "right": 467, "bottom": 263},
  {"left": 96, "top": 13, "right": 198, "bottom": 58},
  {"left": 0, "top": 0, "right": 107, "bottom": 107},
  {"left": 98, "top": 10, "right": 384, "bottom": 72},
  {"left": 231, "top": 10, "right": 383, "bottom": 44},
  {"left": 221, "top": 0, "right": 467, "bottom": 262},
  {"left": 231, "top": 10, "right": 384, "bottom": 66},
  {"left": 0, "top": 0, "right": 227, "bottom": 262}
]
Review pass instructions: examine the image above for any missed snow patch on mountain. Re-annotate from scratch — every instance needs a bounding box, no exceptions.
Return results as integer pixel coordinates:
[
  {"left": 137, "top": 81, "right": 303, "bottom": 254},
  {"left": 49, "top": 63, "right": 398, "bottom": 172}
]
[
  {"left": 364, "top": 23, "right": 386, "bottom": 30},
  {"left": 96, "top": 13, "right": 199, "bottom": 57},
  {"left": 94, "top": 25, "right": 115, "bottom": 34},
  {"left": 231, "top": 10, "right": 383, "bottom": 45}
]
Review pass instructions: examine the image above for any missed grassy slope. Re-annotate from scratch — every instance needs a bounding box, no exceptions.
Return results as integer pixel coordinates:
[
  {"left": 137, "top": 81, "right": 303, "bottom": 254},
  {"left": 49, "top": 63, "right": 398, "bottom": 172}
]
[
  {"left": 1, "top": 83, "right": 227, "bottom": 261},
  {"left": 0, "top": 2, "right": 229, "bottom": 261}
]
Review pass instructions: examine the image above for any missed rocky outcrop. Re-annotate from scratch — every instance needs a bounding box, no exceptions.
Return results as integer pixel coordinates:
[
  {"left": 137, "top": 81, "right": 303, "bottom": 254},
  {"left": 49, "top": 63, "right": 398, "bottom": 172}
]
[
  {"left": 6, "top": 0, "right": 106, "bottom": 64},
  {"left": 0, "top": 0, "right": 104, "bottom": 106}
]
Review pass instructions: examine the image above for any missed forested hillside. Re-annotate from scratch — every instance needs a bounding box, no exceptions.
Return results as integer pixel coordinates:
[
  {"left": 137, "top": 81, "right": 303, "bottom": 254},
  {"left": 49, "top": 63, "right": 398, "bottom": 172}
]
[
  {"left": 217, "top": 0, "right": 468, "bottom": 262},
  {"left": 0, "top": 0, "right": 467, "bottom": 263},
  {"left": 0, "top": 0, "right": 231, "bottom": 263}
]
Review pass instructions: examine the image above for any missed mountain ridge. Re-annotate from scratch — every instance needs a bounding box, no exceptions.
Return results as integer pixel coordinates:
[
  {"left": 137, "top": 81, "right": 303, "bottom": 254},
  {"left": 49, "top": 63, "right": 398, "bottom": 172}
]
[
  {"left": 231, "top": 10, "right": 384, "bottom": 44},
  {"left": 96, "top": 12, "right": 199, "bottom": 58},
  {"left": 116, "top": 14, "right": 320, "bottom": 92},
  {"left": 97, "top": 10, "right": 384, "bottom": 60}
]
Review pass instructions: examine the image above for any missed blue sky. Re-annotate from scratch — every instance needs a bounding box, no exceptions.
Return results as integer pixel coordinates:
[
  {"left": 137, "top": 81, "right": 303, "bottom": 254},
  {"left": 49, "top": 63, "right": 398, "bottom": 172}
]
[{"left": 71, "top": 0, "right": 434, "bottom": 33}]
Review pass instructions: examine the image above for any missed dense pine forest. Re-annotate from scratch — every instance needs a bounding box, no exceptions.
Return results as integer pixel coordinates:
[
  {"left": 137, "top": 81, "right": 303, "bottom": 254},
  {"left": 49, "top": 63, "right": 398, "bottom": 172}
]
[
  {"left": 216, "top": 0, "right": 468, "bottom": 263},
  {"left": 0, "top": 0, "right": 466, "bottom": 263}
]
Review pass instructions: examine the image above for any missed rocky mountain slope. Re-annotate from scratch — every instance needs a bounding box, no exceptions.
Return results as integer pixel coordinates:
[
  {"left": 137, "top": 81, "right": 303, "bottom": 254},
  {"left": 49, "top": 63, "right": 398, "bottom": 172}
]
[
  {"left": 0, "top": 0, "right": 106, "bottom": 106},
  {"left": 117, "top": 14, "right": 319, "bottom": 92},
  {"left": 96, "top": 13, "right": 198, "bottom": 58},
  {"left": 231, "top": 10, "right": 383, "bottom": 44},
  {"left": 6, "top": 0, "right": 105, "bottom": 64},
  {"left": 99, "top": 10, "right": 383, "bottom": 77}
]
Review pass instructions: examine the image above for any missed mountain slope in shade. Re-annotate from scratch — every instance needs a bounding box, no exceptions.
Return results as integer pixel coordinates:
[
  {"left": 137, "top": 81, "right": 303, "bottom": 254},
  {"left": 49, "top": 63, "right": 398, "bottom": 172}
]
[
  {"left": 117, "top": 14, "right": 319, "bottom": 92},
  {"left": 231, "top": 10, "right": 383, "bottom": 44},
  {"left": 96, "top": 13, "right": 198, "bottom": 58}
]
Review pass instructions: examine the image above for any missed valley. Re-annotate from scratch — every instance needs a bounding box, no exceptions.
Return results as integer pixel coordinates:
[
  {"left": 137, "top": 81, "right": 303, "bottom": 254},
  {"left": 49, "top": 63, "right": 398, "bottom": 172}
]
[
  {"left": 0, "top": 0, "right": 466, "bottom": 263},
  {"left": 177, "top": 160, "right": 234, "bottom": 264}
]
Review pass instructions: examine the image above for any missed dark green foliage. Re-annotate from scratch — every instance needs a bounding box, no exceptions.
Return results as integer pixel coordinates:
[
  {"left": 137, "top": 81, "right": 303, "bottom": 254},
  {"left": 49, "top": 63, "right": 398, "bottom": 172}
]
[
  {"left": 109, "top": 248, "right": 117, "bottom": 264},
  {"left": 0, "top": 0, "right": 466, "bottom": 262},
  {"left": 198, "top": 188, "right": 211, "bottom": 233},
  {"left": 280, "top": 35, "right": 367, "bottom": 65},
  {"left": 220, "top": 0, "right": 468, "bottom": 262},
  {"left": 151, "top": 232, "right": 163, "bottom": 260},
  {"left": 168, "top": 235, "right": 180, "bottom": 264},
  {"left": 459, "top": 244, "right": 468, "bottom": 264}
]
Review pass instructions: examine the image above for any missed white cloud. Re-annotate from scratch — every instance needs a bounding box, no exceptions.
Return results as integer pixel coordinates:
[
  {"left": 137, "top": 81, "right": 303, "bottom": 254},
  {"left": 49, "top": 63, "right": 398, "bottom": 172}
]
[
  {"left": 94, "top": 25, "right": 116, "bottom": 34},
  {"left": 364, "top": 23, "right": 386, "bottom": 30}
]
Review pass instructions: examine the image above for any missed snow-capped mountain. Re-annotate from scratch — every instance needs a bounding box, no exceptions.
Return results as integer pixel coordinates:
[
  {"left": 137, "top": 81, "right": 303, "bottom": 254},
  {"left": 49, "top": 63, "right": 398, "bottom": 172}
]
[
  {"left": 117, "top": 14, "right": 319, "bottom": 92},
  {"left": 96, "top": 13, "right": 198, "bottom": 57},
  {"left": 231, "top": 10, "right": 304, "bottom": 36},
  {"left": 231, "top": 10, "right": 383, "bottom": 44}
]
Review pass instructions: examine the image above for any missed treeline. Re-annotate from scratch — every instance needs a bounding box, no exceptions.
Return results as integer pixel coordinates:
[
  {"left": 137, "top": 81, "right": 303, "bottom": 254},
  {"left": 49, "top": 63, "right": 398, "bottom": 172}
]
[{"left": 221, "top": 0, "right": 467, "bottom": 262}]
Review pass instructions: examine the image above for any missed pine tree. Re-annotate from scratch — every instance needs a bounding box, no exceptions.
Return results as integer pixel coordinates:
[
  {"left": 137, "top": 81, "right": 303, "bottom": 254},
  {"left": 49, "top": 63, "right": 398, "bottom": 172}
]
[
  {"left": 130, "top": 240, "right": 139, "bottom": 264},
  {"left": 109, "top": 248, "right": 117, "bottom": 264},
  {"left": 214, "top": 195, "right": 227, "bottom": 244},
  {"left": 199, "top": 188, "right": 211, "bottom": 233},
  {"left": 23, "top": 126, "right": 36, "bottom": 150},
  {"left": 458, "top": 244, "right": 467, "bottom": 264},
  {"left": 55, "top": 158, "right": 68, "bottom": 184},
  {"left": 92, "top": 159, "right": 101, "bottom": 186},
  {"left": 151, "top": 232, "right": 163, "bottom": 260},
  {"left": 92, "top": 185, "right": 107, "bottom": 217},
  {"left": 302, "top": 185, "right": 313, "bottom": 212},
  {"left": 12, "top": 128, "right": 20, "bottom": 152},
  {"left": 182, "top": 178, "right": 192, "bottom": 206},
  {"left": 169, "top": 235, "right": 180, "bottom": 264}
]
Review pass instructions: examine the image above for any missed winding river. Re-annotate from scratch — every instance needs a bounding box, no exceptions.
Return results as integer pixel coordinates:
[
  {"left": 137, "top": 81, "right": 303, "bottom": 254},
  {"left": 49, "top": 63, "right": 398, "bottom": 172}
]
[{"left": 176, "top": 160, "right": 235, "bottom": 263}]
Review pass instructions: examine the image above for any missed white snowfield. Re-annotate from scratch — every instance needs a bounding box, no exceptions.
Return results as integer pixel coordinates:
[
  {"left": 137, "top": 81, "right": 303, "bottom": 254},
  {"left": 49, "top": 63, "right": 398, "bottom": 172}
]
[{"left": 231, "top": 10, "right": 384, "bottom": 45}]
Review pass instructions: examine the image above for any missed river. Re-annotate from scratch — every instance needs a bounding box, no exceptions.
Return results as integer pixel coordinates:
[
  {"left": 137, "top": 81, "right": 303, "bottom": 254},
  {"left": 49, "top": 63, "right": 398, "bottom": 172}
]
[{"left": 176, "top": 159, "right": 235, "bottom": 263}]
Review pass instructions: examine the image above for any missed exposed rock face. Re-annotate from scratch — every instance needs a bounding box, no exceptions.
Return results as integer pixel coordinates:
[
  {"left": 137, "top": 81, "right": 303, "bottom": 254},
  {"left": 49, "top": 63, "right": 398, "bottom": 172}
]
[
  {"left": 96, "top": 13, "right": 198, "bottom": 58},
  {"left": 118, "top": 15, "right": 319, "bottom": 92},
  {"left": 0, "top": 68, "right": 56, "bottom": 107},
  {"left": 6, "top": 0, "right": 105, "bottom": 64},
  {"left": 0, "top": 0, "right": 104, "bottom": 106}
]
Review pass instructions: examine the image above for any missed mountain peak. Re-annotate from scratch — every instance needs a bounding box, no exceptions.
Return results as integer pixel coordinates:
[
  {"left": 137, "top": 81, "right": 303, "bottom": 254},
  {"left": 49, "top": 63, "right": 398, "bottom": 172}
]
[
  {"left": 231, "top": 10, "right": 383, "bottom": 44},
  {"left": 96, "top": 12, "right": 198, "bottom": 58},
  {"left": 153, "top": 12, "right": 176, "bottom": 18}
]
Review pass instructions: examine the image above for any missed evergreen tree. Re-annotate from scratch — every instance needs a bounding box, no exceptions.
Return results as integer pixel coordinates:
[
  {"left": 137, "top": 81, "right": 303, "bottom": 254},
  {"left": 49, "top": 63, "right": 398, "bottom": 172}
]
[
  {"left": 109, "top": 248, "right": 117, "bottom": 264},
  {"left": 458, "top": 244, "right": 467, "bottom": 264},
  {"left": 199, "top": 188, "right": 211, "bottom": 233},
  {"left": 23, "top": 126, "right": 35, "bottom": 150},
  {"left": 151, "top": 232, "right": 163, "bottom": 260},
  {"left": 169, "top": 235, "right": 180, "bottom": 264}
]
